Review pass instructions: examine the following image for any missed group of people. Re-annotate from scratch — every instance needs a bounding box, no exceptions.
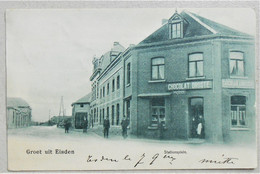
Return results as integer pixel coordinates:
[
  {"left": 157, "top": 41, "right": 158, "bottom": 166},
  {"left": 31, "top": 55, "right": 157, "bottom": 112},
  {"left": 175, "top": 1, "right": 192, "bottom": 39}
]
[
  {"left": 103, "top": 115, "right": 130, "bottom": 139},
  {"left": 63, "top": 116, "right": 130, "bottom": 139}
]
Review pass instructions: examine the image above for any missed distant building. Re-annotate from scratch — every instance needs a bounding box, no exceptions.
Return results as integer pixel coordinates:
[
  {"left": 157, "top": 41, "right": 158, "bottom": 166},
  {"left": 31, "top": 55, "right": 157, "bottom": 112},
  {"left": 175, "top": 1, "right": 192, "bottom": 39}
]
[
  {"left": 7, "top": 97, "right": 32, "bottom": 128},
  {"left": 71, "top": 93, "right": 91, "bottom": 129},
  {"left": 50, "top": 116, "right": 72, "bottom": 126}
]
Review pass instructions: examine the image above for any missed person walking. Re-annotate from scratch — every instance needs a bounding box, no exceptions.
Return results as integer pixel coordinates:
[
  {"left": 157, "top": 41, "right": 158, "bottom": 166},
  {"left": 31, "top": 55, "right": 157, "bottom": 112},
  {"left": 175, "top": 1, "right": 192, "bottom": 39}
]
[
  {"left": 103, "top": 116, "right": 110, "bottom": 138},
  {"left": 64, "top": 120, "right": 71, "bottom": 133},
  {"left": 82, "top": 118, "right": 88, "bottom": 133},
  {"left": 121, "top": 116, "right": 129, "bottom": 139}
]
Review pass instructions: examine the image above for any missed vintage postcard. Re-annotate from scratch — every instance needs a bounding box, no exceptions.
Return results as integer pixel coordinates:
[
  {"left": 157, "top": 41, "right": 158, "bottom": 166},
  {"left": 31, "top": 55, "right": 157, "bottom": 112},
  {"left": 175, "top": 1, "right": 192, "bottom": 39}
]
[{"left": 6, "top": 7, "right": 258, "bottom": 171}]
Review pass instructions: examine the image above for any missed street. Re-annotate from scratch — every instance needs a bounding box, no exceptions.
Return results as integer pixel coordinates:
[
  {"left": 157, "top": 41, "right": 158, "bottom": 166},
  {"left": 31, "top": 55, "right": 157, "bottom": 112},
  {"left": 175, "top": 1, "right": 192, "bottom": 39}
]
[{"left": 7, "top": 126, "right": 257, "bottom": 171}]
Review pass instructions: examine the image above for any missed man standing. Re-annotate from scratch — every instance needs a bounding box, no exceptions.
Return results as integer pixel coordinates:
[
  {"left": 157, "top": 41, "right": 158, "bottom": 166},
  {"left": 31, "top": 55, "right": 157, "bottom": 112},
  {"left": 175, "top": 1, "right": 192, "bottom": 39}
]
[
  {"left": 103, "top": 116, "right": 110, "bottom": 138},
  {"left": 64, "top": 120, "right": 71, "bottom": 133},
  {"left": 82, "top": 117, "right": 88, "bottom": 133},
  {"left": 121, "top": 116, "right": 129, "bottom": 139}
]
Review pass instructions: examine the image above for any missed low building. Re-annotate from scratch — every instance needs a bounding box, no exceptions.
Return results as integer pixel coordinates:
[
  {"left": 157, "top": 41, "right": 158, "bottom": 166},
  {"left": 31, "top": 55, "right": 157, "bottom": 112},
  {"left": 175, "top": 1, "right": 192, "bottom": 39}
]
[
  {"left": 71, "top": 93, "right": 91, "bottom": 129},
  {"left": 7, "top": 97, "right": 32, "bottom": 128}
]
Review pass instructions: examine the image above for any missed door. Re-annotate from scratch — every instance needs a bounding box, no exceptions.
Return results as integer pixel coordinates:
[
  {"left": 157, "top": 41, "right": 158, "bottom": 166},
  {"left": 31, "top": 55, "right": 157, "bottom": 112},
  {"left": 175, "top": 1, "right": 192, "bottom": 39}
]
[{"left": 189, "top": 97, "right": 205, "bottom": 139}]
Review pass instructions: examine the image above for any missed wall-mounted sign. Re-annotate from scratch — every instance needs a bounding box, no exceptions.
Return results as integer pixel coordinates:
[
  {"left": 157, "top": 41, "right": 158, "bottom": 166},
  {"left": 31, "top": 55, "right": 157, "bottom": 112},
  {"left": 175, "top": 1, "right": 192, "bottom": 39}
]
[
  {"left": 222, "top": 79, "right": 254, "bottom": 89},
  {"left": 168, "top": 80, "right": 212, "bottom": 91}
]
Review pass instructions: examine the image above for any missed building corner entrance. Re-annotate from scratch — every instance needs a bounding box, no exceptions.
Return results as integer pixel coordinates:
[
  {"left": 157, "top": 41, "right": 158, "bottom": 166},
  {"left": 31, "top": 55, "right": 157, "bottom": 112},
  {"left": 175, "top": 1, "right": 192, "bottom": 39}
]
[{"left": 189, "top": 97, "right": 205, "bottom": 139}]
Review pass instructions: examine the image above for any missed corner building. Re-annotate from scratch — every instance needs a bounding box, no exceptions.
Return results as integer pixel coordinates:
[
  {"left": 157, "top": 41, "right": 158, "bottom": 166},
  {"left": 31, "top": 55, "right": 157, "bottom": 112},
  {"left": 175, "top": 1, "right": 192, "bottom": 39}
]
[
  {"left": 90, "top": 10, "right": 255, "bottom": 143},
  {"left": 126, "top": 10, "right": 255, "bottom": 143}
]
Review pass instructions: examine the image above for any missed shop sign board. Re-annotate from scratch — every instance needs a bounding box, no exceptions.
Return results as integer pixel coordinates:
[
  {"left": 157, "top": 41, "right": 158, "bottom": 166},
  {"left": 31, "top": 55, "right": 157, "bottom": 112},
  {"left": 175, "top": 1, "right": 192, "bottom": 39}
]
[
  {"left": 168, "top": 80, "right": 212, "bottom": 91},
  {"left": 222, "top": 79, "right": 254, "bottom": 89}
]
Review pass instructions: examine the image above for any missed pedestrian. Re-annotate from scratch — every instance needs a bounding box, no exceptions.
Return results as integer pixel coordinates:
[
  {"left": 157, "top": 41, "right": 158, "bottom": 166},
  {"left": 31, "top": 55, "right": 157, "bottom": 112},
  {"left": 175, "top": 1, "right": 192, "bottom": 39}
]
[
  {"left": 103, "top": 116, "right": 110, "bottom": 138},
  {"left": 158, "top": 120, "right": 164, "bottom": 140},
  {"left": 64, "top": 120, "right": 71, "bottom": 133},
  {"left": 121, "top": 115, "right": 129, "bottom": 139},
  {"left": 82, "top": 118, "right": 88, "bottom": 133}
]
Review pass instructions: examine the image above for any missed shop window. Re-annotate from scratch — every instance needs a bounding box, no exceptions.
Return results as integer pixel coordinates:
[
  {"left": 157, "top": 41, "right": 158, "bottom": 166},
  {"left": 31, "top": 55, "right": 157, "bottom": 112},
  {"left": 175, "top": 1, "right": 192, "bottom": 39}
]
[
  {"left": 229, "top": 51, "right": 244, "bottom": 77},
  {"left": 117, "top": 75, "right": 120, "bottom": 89},
  {"left": 231, "top": 96, "right": 246, "bottom": 127},
  {"left": 151, "top": 57, "right": 165, "bottom": 80},
  {"left": 188, "top": 53, "right": 204, "bottom": 78},
  {"left": 112, "top": 79, "right": 115, "bottom": 92},
  {"left": 126, "top": 63, "right": 131, "bottom": 85},
  {"left": 171, "top": 22, "right": 181, "bottom": 39},
  {"left": 150, "top": 98, "right": 165, "bottom": 127}
]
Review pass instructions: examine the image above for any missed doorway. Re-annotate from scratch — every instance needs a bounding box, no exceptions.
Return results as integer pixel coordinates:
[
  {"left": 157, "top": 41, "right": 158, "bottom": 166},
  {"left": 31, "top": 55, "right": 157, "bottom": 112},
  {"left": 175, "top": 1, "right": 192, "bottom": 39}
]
[{"left": 189, "top": 97, "right": 205, "bottom": 139}]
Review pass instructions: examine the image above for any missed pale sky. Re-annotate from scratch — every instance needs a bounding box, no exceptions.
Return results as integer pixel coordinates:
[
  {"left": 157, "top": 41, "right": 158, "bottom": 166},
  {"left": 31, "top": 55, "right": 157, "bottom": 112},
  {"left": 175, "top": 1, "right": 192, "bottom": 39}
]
[{"left": 6, "top": 8, "right": 256, "bottom": 122}]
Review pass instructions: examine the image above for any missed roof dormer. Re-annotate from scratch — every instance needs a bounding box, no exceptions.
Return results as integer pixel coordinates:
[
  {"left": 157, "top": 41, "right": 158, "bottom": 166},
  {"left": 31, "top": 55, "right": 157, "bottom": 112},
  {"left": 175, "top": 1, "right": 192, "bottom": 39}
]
[{"left": 168, "top": 11, "right": 184, "bottom": 39}]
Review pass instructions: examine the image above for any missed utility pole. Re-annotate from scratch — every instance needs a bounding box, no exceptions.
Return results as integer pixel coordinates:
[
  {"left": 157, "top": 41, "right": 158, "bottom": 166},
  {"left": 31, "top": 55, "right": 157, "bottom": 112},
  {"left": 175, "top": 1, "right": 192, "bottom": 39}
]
[{"left": 58, "top": 96, "right": 65, "bottom": 124}]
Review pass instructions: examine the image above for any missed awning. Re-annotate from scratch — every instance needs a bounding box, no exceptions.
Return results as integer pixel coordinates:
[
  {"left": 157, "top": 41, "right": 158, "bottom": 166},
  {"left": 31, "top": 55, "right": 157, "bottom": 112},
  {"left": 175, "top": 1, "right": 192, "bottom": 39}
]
[{"left": 138, "top": 92, "right": 172, "bottom": 98}]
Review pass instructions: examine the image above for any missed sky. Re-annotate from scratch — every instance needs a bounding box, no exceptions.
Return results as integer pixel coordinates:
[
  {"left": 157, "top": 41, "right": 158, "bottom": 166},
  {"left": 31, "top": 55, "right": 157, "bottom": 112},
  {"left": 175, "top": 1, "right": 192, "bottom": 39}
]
[{"left": 6, "top": 8, "right": 256, "bottom": 122}]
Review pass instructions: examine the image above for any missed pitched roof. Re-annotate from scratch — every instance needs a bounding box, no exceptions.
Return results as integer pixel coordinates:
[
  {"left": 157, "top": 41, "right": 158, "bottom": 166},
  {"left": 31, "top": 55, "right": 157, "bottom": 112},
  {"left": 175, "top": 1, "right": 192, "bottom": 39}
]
[
  {"left": 71, "top": 92, "right": 92, "bottom": 106},
  {"left": 139, "top": 10, "right": 252, "bottom": 45},
  {"left": 7, "top": 97, "right": 30, "bottom": 108}
]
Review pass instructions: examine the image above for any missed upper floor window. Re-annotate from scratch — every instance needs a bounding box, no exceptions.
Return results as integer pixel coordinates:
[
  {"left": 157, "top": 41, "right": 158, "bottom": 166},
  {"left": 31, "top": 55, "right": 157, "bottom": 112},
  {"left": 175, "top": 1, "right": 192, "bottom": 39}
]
[
  {"left": 152, "top": 57, "right": 165, "bottom": 80},
  {"left": 80, "top": 104, "right": 84, "bottom": 108},
  {"left": 188, "top": 53, "right": 204, "bottom": 77},
  {"left": 100, "top": 89, "right": 102, "bottom": 98},
  {"left": 107, "top": 83, "right": 110, "bottom": 95},
  {"left": 231, "top": 96, "right": 246, "bottom": 127},
  {"left": 103, "top": 86, "right": 105, "bottom": 97},
  {"left": 171, "top": 22, "right": 181, "bottom": 39},
  {"left": 112, "top": 79, "right": 115, "bottom": 92},
  {"left": 117, "top": 75, "right": 120, "bottom": 89},
  {"left": 229, "top": 51, "right": 244, "bottom": 77},
  {"left": 126, "top": 63, "right": 131, "bottom": 85}
]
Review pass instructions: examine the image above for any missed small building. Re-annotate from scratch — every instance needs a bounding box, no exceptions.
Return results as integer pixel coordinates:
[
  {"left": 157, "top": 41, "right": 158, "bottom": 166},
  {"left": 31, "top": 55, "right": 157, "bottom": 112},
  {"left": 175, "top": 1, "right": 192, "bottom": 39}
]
[
  {"left": 71, "top": 93, "right": 91, "bottom": 129},
  {"left": 7, "top": 97, "right": 32, "bottom": 128}
]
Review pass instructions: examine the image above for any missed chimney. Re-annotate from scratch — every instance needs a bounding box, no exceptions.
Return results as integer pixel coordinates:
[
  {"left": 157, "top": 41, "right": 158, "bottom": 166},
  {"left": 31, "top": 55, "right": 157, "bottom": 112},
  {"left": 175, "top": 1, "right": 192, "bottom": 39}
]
[
  {"left": 113, "top": 41, "right": 119, "bottom": 46},
  {"left": 162, "top": 19, "right": 168, "bottom": 25}
]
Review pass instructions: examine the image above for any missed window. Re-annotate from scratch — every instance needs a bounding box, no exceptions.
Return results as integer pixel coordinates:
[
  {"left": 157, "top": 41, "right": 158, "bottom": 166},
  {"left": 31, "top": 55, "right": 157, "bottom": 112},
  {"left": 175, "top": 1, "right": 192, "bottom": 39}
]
[
  {"left": 100, "top": 89, "right": 102, "bottom": 98},
  {"left": 152, "top": 57, "right": 165, "bottom": 80},
  {"left": 189, "top": 53, "right": 204, "bottom": 77},
  {"left": 107, "top": 83, "right": 110, "bottom": 95},
  {"left": 103, "top": 86, "right": 105, "bottom": 97},
  {"left": 171, "top": 22, "right": 181, "bottom": 38},
  {"left": 112, "top": 105, "right": 115, "bottom": 125},
  {"left": 117, "top": 75, "right": 120, "bottom": 89},
  {"left": 107, "top": 107, "right": 109, "bottom": 119},
  {"left": 100, "top": 109, "right": 102, "bottom": 125},
  {"left": 112, "top": 79, "right": 115, "bottom": 92},
  {"left": 80, "top": 104, "right": 84, "bottom": 108},
  {"left": 126, "top": 100, "right": 131, "bottom": 118},
  {"left": 231, "top": 96, "right": 246, "bottom": 127},
  {"left": 150, "top": 98, "right": 165, "bottom": 127},
  {"left": 126, "top": 63, "right": 131, "bottom": 85},
  {"left": 102, "top": 108, "right": 105, "bottom": 123},
  {"left": 116, "top": 104, "right": 120, "bottom": 125},
  {"left": 229, "top": 51, "right": 244, "bottom": 77}
]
